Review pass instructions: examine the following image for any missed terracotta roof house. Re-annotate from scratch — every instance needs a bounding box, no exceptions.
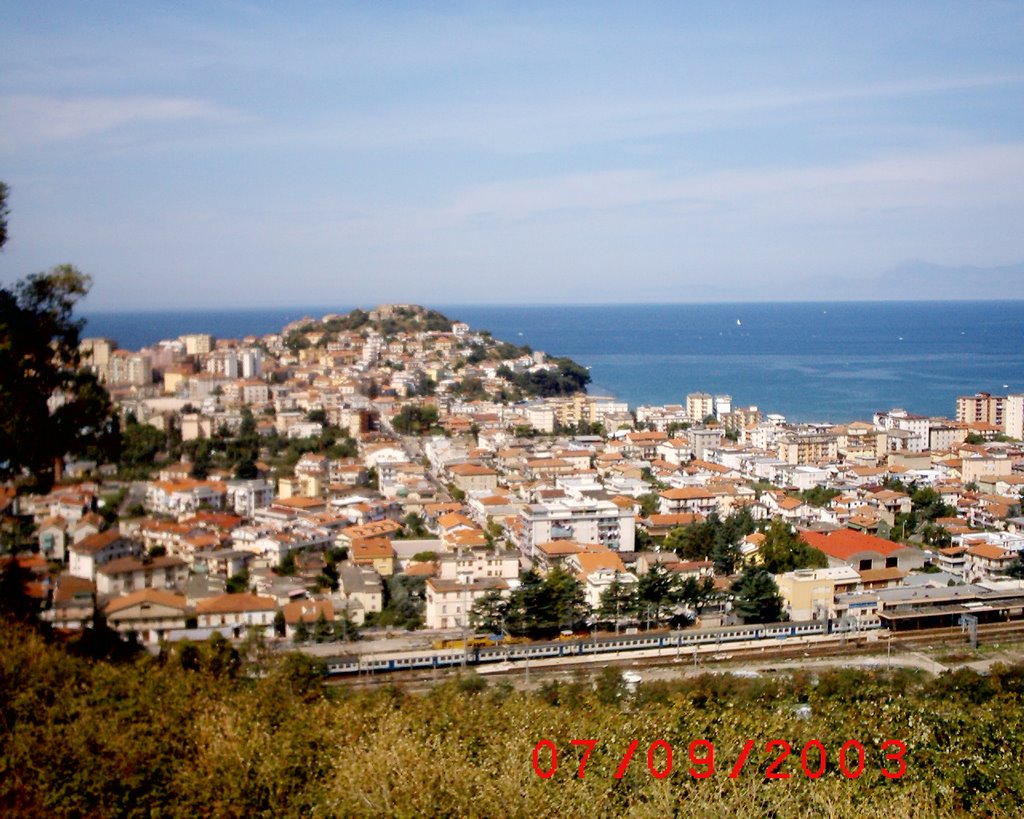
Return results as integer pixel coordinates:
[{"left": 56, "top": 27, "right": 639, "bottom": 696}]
[{"left": 799, "top": 529, "right": 926, "bottom": 573}]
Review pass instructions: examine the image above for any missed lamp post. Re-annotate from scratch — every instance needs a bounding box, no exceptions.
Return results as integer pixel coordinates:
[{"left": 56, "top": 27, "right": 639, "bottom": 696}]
[{"left": 460, "top": 571, "right": 472, "bottom": 669}]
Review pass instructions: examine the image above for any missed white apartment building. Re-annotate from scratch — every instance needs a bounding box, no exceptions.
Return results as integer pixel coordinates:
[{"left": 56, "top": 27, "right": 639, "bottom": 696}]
[
  {"left": 95, "top": 555, "right": 189, "bottom": 596},
  {"left": 873, "top": 409, "right": 929, "bottom": 452},
  {"left": 686, "top": 392, "right": 714, "bottom": 424},
  {"left": 69, "top": 530, "right": 143, "bottom": 581},
  {"left": 424, "top": 577, "right": 510, "bottom": 630},
  {"left": 180, "top": 333, "right": 214, "bottom": 355},
  {"left": 437, "top": 549, "right": 520, "bottom": 583},
  {"left": 145, "top": 480, "right": 227, "bottom": 516},
  {"left": 195, "top": 593, "right": 277, "bottom": 637},
  {"left": 526, "top": 404, "right": 556, "bottom": 433},
  {"left": 108, "top": 351, "right": 153, "bottom": 387},
  {"left": 225, "top": 479, "right": 274, "bottom": 517},
  {"left": 1005, "top": 394, "right": 1024, "bottom": 440},
  {"left": 516, "top": 499, "right": 635, "bottom": 558},
  {"left": 956, "top": 392, "right": 1005, "bottom": 428},
  {"left": 79, "top": 337, "right": 116, "bottom": 381}
]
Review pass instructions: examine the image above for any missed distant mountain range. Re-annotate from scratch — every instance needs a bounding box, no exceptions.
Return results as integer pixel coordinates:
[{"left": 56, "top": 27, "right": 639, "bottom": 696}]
[{"left": 800, "top": 261, "right": 1024, "bottom": 301}]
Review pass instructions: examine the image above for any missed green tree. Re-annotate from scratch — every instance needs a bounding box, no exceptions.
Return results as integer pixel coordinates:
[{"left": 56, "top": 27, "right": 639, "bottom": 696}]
[
  {"left": 637, "top": 492, "right": 660, "bottom": 518},
  {"left": 666, "top": 513, "right": 718, "bottom": 561},
  {"left": 401, "top": 513, "right": 428, "bottom": 539},
  {"left": 0, "top": 267, "right": 119, "bottom": 487},
  {"left": 225, "top": 570, "right": 250, "bottom": 594},
  {"left": 189, "top": 439, "right": 211, "bottom": 480},
  {"left": 892, "top": 510, "right": 919, "bottom": 542},
  {"left": 543, "top": 565, "right": 590, "bottom": 633},
  {"left": 921, "top": 522, "right": 952, "bottom": 547},
  {"left": 376, "top": 574, "right": 426, "bottom": 630},
  {"left": 0, "top": 557, "right": 41, "bottom": 623},
  {"left": 759, "top": 518, "right": 828, "bottom": 574},
  {"left": 678, "top": 574, "right": 717, "bottom": 617},
  {"left": 205, "top": 632, "right": 240, "bottom": 678},
  {"left": 469, "top": 590, "right": 510, "bottom": 633},
  {"left": 596, "top": 574, "right": 638, "bottom": 627},
  {"left": 711, "top": 536, "right": 742, "bottom": 576},
  {"left": 504, "top": 568, "right": 588, "bottom": 638},
  {"left": 411, "top": 550, "right": 437, "bottom": 563},
  {"left": 730, "top": 565, "right": 785, "bottom": 624},
  {"left": 227, "top": 407, "right": 260, "bottom": 478},
  {"left": 800, "top": 486, "right": 841, "bottom": 508},
  {"left": 1005, "top": 555, "right": 1024, "bottom": 580},
  {"left": 392, "top": 404, "right": 439, "bottom": 435},
  {"left": 637, "top": 563, "right": 681, "bottom": 625},
  {"left": 278, "top": 552, "right": 296, "bottom": 576},
  {"left": 292, "top": 619, "right": 310, "bottom": 644},
  {"left": 313, "top": 611, "right": 334, "bottom": 643},
  {"left": 332, "top": 615, "right": 360, "bottom": 642},
  {"left": 710, "top": 510, "right": 752, "bottom": 575},
  {"left": 484, "top": 519, "right": 504, "bottom": 546},
  {"left": 0, "top": 181, "right": 8, "bottom": 249},
  {"left": 911, "top": 486, "right": 954, "bottom": 522},
  {"left": 120, "top": 417, "right": 166, "bottom": 473}
]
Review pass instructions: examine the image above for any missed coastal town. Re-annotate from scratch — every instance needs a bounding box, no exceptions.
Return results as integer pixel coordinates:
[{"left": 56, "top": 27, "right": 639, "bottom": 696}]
[{"left": 6, "top": 303, "right": 1024, "bottom": 657}]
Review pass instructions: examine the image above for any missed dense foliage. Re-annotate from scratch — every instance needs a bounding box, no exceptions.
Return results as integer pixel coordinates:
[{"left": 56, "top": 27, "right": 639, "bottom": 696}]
[
  {"left": 758, "top": 518, "right": 829, "bottom": 574},
  {"left": 496, "top": 357, "right": 591, "bottom": 397},
  {"left": 0, "top": 268, "right": 119, "bottom": 487},
  {"left": 391, "top": 404, "right": 440, "bottom": 435},
  {"left": 664, "top": 509, "right": 757, "bottom": 574},
  {"left": 472, "top": 567, "right": 589, "bottom": 637},
  {"left": 730, "top": 566, "right": 785, "bottom": 624},
  {"left": 0, "top": 181, "right": 8, "bottom": 249},
  {"left": 3, "top": 621, "right": 1024, "bottom": 816}
]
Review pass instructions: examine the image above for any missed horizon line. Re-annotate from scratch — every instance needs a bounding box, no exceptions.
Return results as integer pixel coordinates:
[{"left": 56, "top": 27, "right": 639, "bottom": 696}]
[{"left": 83, "top": 297, "right": 1024, "bottom": 314}]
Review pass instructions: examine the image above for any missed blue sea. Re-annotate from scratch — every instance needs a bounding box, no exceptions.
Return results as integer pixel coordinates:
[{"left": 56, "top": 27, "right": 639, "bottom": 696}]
[{"left": 83, "top": 302, "right": 1024, "bottom": 423}]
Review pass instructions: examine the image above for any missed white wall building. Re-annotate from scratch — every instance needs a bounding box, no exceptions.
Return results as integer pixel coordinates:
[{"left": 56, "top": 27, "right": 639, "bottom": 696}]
[
  {"left": 424, "top": 577, "right": 510, "bottom": 630},
  {"left": 516, "top": 499, "right": 635, "bottom": 558},
  {"left": 69, "top": 530, "right": 143, "bottom": 580}
]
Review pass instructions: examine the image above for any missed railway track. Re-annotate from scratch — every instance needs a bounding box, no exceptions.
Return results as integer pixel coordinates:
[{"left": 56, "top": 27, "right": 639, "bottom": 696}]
[{"left": 327, "top": 620, "right": 1024, "bottom": 691}]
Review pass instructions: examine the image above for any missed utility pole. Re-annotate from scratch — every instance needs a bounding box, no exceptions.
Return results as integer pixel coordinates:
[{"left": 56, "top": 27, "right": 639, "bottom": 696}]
[{"left": 460, "top": 572, "right": 471, "bottom": 669}]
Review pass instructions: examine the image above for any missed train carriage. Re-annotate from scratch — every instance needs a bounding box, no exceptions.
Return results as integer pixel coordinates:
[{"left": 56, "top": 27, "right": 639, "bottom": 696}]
[{"left": 323, "top": 618, "right": 878, "bottom": 677}]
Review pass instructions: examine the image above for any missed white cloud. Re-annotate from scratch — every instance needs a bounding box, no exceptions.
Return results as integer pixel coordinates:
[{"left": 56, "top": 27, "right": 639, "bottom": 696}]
[
  {"left": 439, "top": 142, "right": 1024, "bottom": 226},
  {"left": 0, "top": 94, "right": 243, "bottom": 150}
]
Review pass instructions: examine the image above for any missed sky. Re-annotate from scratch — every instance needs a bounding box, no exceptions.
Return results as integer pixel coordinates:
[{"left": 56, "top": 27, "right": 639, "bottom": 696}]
[{"left": 2, "top": 1, "right": 1024, "bottom": 309}]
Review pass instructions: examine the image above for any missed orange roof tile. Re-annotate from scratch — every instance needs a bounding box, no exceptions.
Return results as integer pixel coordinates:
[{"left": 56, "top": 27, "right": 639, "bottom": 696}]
[
  {"left": 800, "top": 530, "right": 905, "bottom": 560},
  {"left": 106, "top": 589, "right": 188, "bottom": 615},
  {"left": 351, "top": 536, "right": 396, "bottom": 560},
  {"left": 659, "top": 487, "right": 714, "bottom": 500},
  {"left": 535, "top": 540, "right": 583, "bottom": 557},
  {"left": 196, "top": 593, "right": 276, "bottom": 614},
  {"left": 72, "top": 529, "right": 125, "bottom": 555}
]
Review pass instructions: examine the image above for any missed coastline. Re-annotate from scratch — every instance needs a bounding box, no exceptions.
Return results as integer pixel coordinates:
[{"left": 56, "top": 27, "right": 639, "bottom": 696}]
[{"left": 82, "top": 301, "right": 1024, "bottom": 423}]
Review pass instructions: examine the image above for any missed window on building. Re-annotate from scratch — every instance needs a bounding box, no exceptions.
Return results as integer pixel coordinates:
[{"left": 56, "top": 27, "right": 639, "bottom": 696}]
[
  {"left": 859, "top": 559, "right": 872, "bottom": 571},
  {"left": 885, "top": 557, "right": 898, "bottom": 569}
]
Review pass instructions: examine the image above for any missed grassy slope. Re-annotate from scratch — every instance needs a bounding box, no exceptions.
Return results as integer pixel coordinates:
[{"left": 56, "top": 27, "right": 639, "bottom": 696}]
[{"left": 1, "top": 624, "right": 1021, "bottom": 817}]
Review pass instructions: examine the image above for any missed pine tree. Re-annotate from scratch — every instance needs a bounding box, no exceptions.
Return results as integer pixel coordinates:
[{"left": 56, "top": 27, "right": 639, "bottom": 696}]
[{"left": 730, "top": 566, "right": 785, "bottom": 624}]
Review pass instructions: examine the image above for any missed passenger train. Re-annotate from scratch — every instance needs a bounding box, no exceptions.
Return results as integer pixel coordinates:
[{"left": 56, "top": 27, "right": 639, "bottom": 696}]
[{"left": 322, "top": 616, "right": 881, "bottom": 677}]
